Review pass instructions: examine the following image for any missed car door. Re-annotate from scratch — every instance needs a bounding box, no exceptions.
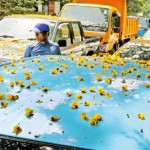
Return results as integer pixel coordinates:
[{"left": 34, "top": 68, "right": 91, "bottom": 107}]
[
  {"left": 71, "top": 22, "right": 85, "bottom": 55},
  {"left": 55, "top": 22, "right": 74, "bottom": 55}
]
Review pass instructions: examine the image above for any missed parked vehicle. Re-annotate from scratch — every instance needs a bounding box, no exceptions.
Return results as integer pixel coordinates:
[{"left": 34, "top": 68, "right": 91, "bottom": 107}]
[
  {"left": 60, "top": 0, "right": 139, "bottom": 54},
  {"left": 138, "top": 17, "right": 149, "bottom": 37},
  {"left": 114, "top": 39, "right": 150, "bottom": 60},
  {"left": 142, "top": 29, "right": 150, "bottom": 40},
  {"left": 0, "top": 15, "right": 100, "bottom": 62}
]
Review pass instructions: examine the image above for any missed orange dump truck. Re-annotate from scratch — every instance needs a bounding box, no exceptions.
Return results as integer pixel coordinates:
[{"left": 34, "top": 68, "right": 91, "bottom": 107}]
[{"left": 60, "top": 0, "right": 139, "bottom": 54}]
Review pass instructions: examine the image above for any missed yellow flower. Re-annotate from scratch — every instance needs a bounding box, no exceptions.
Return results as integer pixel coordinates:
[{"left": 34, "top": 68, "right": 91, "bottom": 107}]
[
  {"left": 32, "top": 59, "right": 40, "bottom": 63},
  {"left": 136, "top": 74, "right": 141, "bottom": 78},
  {"left": 19, "top": 59, "right": 24, "bottom": 63},
  {"left": 24, "top": 72, "right": 31, "bottom": 80},
  {"left": 12, "top": 125, "right": 22, "bottom": 134},
  {"left": 75, "top": 94, "right": 82, "bottom": 100},
  {"left": 138, "top": 113, "right": 145, "bottom": 120},
  {"left": 67, "top": 92, "right": 72, "bottom": 97},
  {"left": 77, "top": 77, "right": 83, "bottom": 82},
  {"left": 1, "top": 101, "right": 8, "bottom": 108},
  {"left": 111, "top": 70, "right": 117, "bottom": 77},
  {"left": 0, "top": 76, "right": 4, "bottom": 82},
  {"left": 42, "top": 86, "right": 50, "bottom": 92},
  {"left": 1, "top": 65, "right": 7, "bottom": 69},
  {"left": 98, "top": 87, "right": 105, "bottom": 95},
  {"left": 88, "top": 64, "right": 94, "bottom": 69},
  {"left": 93, "top": 113, "right": 102, "bottom": 121},
  {"left": 105, "top": 77, "right": 112, "bottom": 84},
  {"left": 121, "top": 79, "right": 126, "bottom": 83},
  {"left": 80, "top": 88, "right": 87, "bottom": 93},
  {"left": 25, "top": 108, "right": 33, "bottom": 117},
  {"left": 105, "top": 92, "right": 112, "bottom": 98},
  {"left": 89, "top": 87, "right": 95, "bottom": 92},
  {"left": 102, "top": 64, "right": 110, "bottom": 69},
  {"left": 146, "top": 74, "right": 150, "bottom": 79},
  {"left": 38, "top": 65, "right": 44, "bottom": 71},
  {"left": 146, "top": 83, "right": 150, "bottom": 88},
  {"left": 50, "top": 116, "right": 60, "bottom": 122},
  {"left": 9, "top": 81, "right": 14, "bottom": 87},
  {"left": 84, "top": 101, "right": 90, "bottom": 106},
  {"left": 121, "top": 71, "right": 127, "bottom": 76},
  {"left": 7, "top": 94, "right": 19, "bottom": 101},
  {"left": 76, "top": 61, "right": 82, "bottom": 66},
  {"left": 89, "top": 117, "right": 98, "bottom": 126},
  {"left": 11, "top": 70, "right": 16, "bottom": 74},
  {"left": 0, "top": 94, "right": 5, "bottom": 100},
  {"left": 122, "top": 85, "right": 128, "bottom": 91},
  {"left": 31, "top": 80, "right": 37, "bottom": 86},
  {"left": 81, "top": 113, "right": 89, "bottom": 120},
  {"left": 95, "top": 74, "right": 102, "bottom": 81},
  {"left": 51, "top": 68, "right": 58, "bottom": 74},
  {"left": 70, "top": 101, "right": 80, "bottom": 109},
  {"left": 102, "top": 71, "right": 106, "bottom": 74},
  {"left": 61, "top": 64, "right": 68, "bottom": 69}
]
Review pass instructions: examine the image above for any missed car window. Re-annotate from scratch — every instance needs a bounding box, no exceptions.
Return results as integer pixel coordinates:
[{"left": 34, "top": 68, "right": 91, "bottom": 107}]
[
  {"left": 72, "top": 23, "right": 82, "bottom": 43},
  {"left": 143, "top": 30, "right": 150, "bottom": 40},
  {"left": 55, "top": 23, "right": 72, "bottom": 47},
  {"left": 0, "top": 17, "right": 55, "bottom": 40}
]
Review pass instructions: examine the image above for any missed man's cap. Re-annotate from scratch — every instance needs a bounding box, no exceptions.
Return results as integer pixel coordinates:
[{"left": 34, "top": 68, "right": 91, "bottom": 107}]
[{"left": 33, "top": 23, "right": 50, "bottom": 33}]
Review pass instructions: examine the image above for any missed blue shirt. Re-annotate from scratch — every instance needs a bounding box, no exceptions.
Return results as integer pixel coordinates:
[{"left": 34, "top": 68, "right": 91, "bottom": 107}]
[{"left": 24, "top": 41, "right": 61, "bottom": 58}]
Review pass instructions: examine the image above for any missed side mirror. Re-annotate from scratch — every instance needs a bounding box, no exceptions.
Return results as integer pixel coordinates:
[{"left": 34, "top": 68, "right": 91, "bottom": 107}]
[
  {"left": 114, "top": 27, "right": 120, "bottom": 33},
  {"left": 58, "top": 39, "right": 67, "bottom": 47}
]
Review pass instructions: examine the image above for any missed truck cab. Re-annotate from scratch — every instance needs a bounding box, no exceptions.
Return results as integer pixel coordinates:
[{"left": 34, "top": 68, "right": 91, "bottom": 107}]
[{"left": 60, "top": 0, "right": 139, "bottom": 54}]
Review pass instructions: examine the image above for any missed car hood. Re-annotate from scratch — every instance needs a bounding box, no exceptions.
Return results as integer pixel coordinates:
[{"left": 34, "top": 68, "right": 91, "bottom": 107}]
[{"left": 0, "top": 39, "right": 31, "bottom": 62}]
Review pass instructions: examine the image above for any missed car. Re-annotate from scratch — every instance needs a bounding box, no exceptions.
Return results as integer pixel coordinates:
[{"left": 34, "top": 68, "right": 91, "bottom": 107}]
[
  {"left": 138, "top": 17, "right": 150, "bottom": 37},
  {"left": 0, "top": 15, "right": 100, "bottom": 62},
  {"left": 114, "top": 38, "right": 150, "bottom": 60},
  {"left": 142, "top": 28, "right": 150, "bottom": 40}
]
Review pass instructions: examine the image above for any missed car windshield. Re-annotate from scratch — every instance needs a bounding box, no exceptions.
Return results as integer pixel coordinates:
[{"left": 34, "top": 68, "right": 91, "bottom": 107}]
[
  {"left": 0, "top": 17, "right": 55, "bottom": 40},
  {"left": 119, "top": 42, "right": 150, "bottom": 60},
  {"left": 139, "top": 17, "right": 149, "bottom": 29},
  {"left": 61, "top": 5, "right": 109, "bottom": 32},
  {"left": 143, "top": 30, "right": 150, "bottom": 40}
]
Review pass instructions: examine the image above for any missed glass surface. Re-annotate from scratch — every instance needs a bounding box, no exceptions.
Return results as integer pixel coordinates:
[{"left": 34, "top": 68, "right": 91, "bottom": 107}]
[
  {"left": 0, "top": 17, "right": 55, "bottom": 40},
  {"left": 61, "top": 5, "right": 109, "bottom": 32}
]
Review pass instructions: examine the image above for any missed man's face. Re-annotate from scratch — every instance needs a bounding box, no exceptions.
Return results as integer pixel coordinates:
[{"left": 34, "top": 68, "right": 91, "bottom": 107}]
[{"left": 35, "top": 32, "right": 48, "bottom": 43}]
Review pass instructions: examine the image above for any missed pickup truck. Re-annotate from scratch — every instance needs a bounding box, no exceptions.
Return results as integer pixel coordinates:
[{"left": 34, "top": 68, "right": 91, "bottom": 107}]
[{"left": 0, "top": 15, "right": 100, "bottom": 62}]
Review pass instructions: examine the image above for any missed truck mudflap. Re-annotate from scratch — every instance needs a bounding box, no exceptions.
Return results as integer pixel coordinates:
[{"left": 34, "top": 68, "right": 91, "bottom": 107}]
[{"left": 0, "top": 56, "right": 149, "bottom": 149}]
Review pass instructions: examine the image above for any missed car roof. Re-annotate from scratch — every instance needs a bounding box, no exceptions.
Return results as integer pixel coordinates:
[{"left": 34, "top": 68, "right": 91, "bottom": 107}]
[
  {"left": 3, "top": 15, "right": 80, "bottom": 23},
  {"left": 65, "top": 3, "right": 118, "bottom": 12}
]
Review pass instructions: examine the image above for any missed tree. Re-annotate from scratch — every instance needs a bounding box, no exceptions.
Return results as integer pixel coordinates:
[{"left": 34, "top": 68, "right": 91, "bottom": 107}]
[
  {"left": 127, "top": 0, "right": 144, "bottom": 15},
  {"left": 143, "top": 0, "right": 150, "bottom": 16},
  {"left": 0, "top": 0, "right": 43, "bottom": 15}
]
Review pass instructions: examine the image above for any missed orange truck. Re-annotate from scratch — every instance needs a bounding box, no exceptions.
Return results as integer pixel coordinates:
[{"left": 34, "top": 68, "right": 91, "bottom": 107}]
[{"left": 60, "top": 0, "right": 139, "bottom": 54}]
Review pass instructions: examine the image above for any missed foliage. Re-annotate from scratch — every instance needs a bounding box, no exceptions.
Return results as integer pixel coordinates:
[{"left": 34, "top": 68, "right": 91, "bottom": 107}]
[
  {"left": 127, "top": 0, "right": 150, "bottom": 16},
  {"left": 0, "top": 0, "right": 43, "bottom": 15}
]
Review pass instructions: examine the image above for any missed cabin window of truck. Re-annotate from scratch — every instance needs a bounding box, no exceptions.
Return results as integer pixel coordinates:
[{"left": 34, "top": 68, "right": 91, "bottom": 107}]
[
  {"left": 72, "top": 23, "right": 82, "bottom": 43},
  {"left": 61, "top": 5, "right": 109, "bottom": 32},
  {"left": 55, "top": 23, "right": 72, "bottom": 47}
]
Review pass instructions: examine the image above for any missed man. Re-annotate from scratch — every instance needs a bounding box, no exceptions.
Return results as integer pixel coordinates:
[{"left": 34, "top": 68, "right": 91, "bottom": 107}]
[{"left": 24, "top": 23, "right": 61, "bottom": 58}]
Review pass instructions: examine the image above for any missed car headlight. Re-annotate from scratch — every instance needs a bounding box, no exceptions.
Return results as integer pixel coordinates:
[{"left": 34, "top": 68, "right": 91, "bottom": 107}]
[{"left": 99, "top": 44, "right": 109, "bottom": 52}]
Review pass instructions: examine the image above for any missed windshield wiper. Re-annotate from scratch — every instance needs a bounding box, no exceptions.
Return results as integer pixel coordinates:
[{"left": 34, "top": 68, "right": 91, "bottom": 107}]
[{"left": 0, "top": 35, "right": 14, "bottom": 38}]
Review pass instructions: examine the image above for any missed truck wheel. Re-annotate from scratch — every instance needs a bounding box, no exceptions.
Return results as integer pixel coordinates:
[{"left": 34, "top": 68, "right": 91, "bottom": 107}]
[
  {"left": 110, "top": 44, "right": 118, "bottom": 55},
  {"left": 87, "top": 51, "right": 94, "bottom": 56},
  {"left": 110, "top": 48, "right": 116, "bottom": 55}
]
